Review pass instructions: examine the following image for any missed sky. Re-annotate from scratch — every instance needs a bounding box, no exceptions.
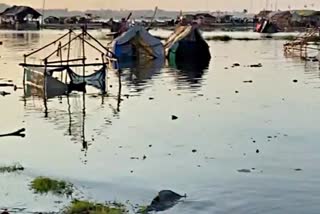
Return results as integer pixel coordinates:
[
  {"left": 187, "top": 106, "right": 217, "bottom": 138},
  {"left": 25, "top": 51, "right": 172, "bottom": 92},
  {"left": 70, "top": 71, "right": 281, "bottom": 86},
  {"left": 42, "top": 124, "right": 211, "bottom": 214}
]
[{"left": 1, "top": 0, "right": 320, "bottom": 12}]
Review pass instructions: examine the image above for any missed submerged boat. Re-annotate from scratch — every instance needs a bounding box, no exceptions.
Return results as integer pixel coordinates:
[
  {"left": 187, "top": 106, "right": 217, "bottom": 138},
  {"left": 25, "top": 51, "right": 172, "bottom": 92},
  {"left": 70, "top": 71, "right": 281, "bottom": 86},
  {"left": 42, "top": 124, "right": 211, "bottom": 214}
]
[
  {"left": 164, "top": 25, "right": 211, "bottom": 64},
  {"left": 255, "top": 19, "right": 279, "bottom": 33},
  {"left": 110, "top": 25, "right": 164, "bottom": 61}
]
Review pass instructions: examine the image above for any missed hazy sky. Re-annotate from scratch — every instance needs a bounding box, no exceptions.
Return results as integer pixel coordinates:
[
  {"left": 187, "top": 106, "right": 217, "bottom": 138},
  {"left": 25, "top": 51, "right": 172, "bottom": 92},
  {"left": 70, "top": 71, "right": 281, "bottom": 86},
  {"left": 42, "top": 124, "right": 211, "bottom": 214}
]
[{"left": 1, "top": 0, "right": 320, "bottom": 12}]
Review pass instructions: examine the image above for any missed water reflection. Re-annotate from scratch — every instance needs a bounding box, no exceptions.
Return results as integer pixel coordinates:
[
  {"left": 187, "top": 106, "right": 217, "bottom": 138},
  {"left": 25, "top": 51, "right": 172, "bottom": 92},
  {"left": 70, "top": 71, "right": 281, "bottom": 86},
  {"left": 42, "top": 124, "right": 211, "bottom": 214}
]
[
  {"left": 23, "top": 72, "right": 122, "bottom": 162},
  {"left": 168, "top": 58, "right": 210, "bottom": 89},
  {"left": 119, "top": 59, "right": 164, "bottom": 93},
  {"left": 0, "top": 32, "right": 40, "bottom": 50}
]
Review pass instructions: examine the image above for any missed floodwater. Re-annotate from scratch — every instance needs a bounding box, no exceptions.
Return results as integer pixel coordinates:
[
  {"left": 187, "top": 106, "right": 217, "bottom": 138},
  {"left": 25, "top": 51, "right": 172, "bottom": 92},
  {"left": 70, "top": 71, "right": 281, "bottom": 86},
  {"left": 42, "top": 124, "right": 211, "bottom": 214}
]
[{"left": 1, "top": 29, "right": 320, "bottom": 213}]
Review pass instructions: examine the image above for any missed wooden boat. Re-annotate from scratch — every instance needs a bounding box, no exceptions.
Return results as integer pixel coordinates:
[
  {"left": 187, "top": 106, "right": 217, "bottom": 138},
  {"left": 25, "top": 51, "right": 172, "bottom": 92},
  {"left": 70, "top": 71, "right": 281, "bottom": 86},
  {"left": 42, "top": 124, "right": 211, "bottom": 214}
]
[{"left": 164, "top": 25, "right": 211, "bottom": 64}]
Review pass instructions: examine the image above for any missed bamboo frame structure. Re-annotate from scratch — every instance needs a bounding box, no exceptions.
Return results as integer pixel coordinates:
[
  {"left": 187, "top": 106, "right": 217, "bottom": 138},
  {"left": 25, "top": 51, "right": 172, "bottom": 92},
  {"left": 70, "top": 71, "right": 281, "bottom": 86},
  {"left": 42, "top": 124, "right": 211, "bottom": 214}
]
[
  {"left": 283, "top": 28, "right": 320, "bottom": 60},
  {"left": 21, "top": 27, "right": 119, "bottom": 102},
  {"left": 20, "top": 28, "right": 117, "bottom": 68}
]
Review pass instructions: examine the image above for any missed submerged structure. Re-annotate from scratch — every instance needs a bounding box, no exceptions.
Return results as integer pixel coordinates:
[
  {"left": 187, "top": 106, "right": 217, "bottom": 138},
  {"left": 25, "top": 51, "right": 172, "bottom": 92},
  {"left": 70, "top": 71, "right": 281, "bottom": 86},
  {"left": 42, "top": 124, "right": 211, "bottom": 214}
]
[
  {"left": 283, "top": 28, "right": 320, "bottom": 61},
  {"left": 0, "top": 5, "right": 41, "bottom": 30},
  {"left": 109, "top": 25, "right": 164, "bottom": 61},
  {"left": 20, "top": 28, "right": 118, "bottom": 99},
  {"left": 164, "top": 25, "right": 211, "bottom": 65}
]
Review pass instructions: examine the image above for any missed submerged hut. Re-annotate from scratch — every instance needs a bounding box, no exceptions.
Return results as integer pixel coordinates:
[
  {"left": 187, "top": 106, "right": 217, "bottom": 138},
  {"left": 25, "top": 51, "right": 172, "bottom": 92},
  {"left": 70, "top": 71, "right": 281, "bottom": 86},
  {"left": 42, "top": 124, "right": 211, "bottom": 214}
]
[
  {"left": 0, "top": 5, "right": 41, "bottom": 30},
  {"left": 110, "top": 25, "right": 164, "bottom": 61}
]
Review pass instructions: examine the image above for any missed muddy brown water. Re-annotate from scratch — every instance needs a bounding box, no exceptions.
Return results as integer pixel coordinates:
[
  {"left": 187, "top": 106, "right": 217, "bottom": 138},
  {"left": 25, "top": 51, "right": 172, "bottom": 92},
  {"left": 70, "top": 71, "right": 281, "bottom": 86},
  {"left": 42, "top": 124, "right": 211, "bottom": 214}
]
[{"left": 0, "top": 29, "right": 320, "bottom": 213}]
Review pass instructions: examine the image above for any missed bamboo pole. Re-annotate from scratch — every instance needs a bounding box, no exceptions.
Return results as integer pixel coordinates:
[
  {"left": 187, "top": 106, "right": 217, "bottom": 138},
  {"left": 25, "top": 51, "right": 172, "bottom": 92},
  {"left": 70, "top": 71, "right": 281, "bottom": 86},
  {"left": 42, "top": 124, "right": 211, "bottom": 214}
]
[
  {"left": 82, "top": 27, "right": 86, "bottom": 81},
  {"left": 25, "top": 31, "right": 70, "bottom": 57},
  {"left": 44, "top": 33, "right": 82, "bottom": 61},
  {"left": 20, "top": 63, "right": 108, "bottom": 68},
  {"left": 67, "top": 29, "right": 72, "bottom": 65},
  {"left": 46, "top": 58, "right": 86, "bottom": 64},
  {"left": 86, "top": 32, "right": 117, "bottom": 58}
]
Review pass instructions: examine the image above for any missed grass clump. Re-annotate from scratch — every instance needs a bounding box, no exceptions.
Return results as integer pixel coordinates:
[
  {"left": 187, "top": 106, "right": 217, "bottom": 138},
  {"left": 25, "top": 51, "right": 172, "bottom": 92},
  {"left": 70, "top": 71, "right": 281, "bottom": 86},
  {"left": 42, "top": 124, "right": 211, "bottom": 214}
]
[
  {"left": 137, "top": 206, "right": 149, "bottom": 214},
  {"left": 0, "top": 163, "right": 24, "bottom": 173},
  {"left": 63, "top": 200, "right": 127, "bottom": 214},
  {"left": 30, "top": 176, "right": 73, "bottom": 196}
]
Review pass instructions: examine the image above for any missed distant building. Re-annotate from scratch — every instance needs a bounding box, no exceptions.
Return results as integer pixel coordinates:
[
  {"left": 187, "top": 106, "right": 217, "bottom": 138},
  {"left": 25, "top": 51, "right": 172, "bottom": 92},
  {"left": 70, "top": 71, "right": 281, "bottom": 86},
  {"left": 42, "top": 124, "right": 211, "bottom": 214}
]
[
  {"left": 0, "top": 5, "right": 41, "bottom": 30},
  {"left": 194, "top": 13, "right": 217, "bottom": 25},
  {"left": 291, "top": 10, "right": 320, "bottom": 27}
]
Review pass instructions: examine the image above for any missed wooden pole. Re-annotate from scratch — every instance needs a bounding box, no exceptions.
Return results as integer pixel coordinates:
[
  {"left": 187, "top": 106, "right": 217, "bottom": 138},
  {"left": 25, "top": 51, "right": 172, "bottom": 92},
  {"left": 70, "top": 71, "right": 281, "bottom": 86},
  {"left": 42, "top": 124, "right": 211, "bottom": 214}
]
[
  {"left": 82, "top": 27, "right": 86, "bottom": 81},
  {"left": 25, "top": 31, "right": 70, "bottom": 57},
  {"left": 43, "top": 59, "right": 48, "bottom": 118},
  {"left": 44, "top": 33, "right": 82, "bottom": 61},
  {"left": 117, "top": 70, "right": 122, "bottom": 112},
  {"left": 67, "top": 29, "right": 72, "bottom": 65},
  {"left": 86, "top": 32, "right": 117, "bottom": 58}
]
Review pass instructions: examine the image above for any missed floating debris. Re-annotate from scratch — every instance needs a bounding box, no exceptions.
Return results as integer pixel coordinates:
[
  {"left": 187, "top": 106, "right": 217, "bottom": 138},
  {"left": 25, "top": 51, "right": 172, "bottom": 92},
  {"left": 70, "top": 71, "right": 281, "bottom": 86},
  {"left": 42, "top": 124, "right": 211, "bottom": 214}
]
[
  {"left": 250, "top": 63, "right": 262, "bottom": 68},
  {"left": 1, "top": 209, "right": 9, "bottom": 214},
  {"left": 145, "top": 190, "right": 186, "bottom": 212},
  {"left": 0, "top": 128, "right": 25, "bottom": 138},
  {"left": 0, "top": 83, "right": 14, "bottom": 87},
  {"left": 0, "top": 163, "right": 24, "bottom": 173},
  {"left": 237, "top": 169, "right": 251, "bottom": 173},
  {"left": 171, "top": 115, "right": 178, "bottom": 120},
  {"left": 0, "top": 91, "right": 10, "bottom": 96}
]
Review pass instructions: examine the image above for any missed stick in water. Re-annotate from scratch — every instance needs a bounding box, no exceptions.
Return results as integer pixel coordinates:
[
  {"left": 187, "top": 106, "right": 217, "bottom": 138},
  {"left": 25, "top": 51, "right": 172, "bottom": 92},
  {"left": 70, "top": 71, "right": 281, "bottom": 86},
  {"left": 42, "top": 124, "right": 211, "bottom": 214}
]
[{"left": 0, "top": 128, "right": 26, "bottom": 138}]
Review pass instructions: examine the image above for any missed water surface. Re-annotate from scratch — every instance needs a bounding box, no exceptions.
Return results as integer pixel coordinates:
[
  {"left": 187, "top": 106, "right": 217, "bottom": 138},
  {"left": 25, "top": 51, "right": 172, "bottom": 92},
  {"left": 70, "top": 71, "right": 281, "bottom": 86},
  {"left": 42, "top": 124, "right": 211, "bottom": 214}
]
[{"left": 0, "top": 30, "right": 320, "bottom": 213}]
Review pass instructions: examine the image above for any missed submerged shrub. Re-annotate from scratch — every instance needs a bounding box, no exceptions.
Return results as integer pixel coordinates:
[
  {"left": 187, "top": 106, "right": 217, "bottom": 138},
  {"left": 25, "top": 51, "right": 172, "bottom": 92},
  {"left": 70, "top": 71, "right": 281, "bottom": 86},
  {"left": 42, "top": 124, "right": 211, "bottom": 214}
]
[
  {"left": 63, "top": 200, "right": 127, "bottom": 214},
  {"left": 30, "top": 176, "right": 73, "bottom": 196}
]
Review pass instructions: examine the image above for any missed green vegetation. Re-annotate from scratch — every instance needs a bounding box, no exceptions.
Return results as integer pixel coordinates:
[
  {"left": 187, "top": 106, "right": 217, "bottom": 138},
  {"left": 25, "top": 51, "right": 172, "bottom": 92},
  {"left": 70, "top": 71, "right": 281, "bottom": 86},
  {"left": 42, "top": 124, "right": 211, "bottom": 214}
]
[
  {"left": 137, "top": 205, "right": 149, "bottom": 214},
  {"left": 63, "top": 200, "right": 127, "bottom": 214},
  {"left": 0, "top": 163, "right": 24, "bottom": 173},
  {"left": 30, "top": 177, "right": 73, "bottom": 196}
]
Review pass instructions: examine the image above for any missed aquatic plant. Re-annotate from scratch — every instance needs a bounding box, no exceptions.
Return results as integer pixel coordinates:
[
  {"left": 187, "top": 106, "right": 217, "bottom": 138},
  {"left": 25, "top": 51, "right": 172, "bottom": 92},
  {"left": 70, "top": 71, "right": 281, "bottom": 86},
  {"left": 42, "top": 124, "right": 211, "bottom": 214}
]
[
  {"left": 63, "top": 200, "right": 127, "bottom": 214},
  {"left": 30, "top": 177, "right": 73, "bottom": 196},
  {"left": 0, "top": 163, "right": 24, "bottom": 173},
  {"left": 137, "top": 205, "right": 148, "bottom": 214}
]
